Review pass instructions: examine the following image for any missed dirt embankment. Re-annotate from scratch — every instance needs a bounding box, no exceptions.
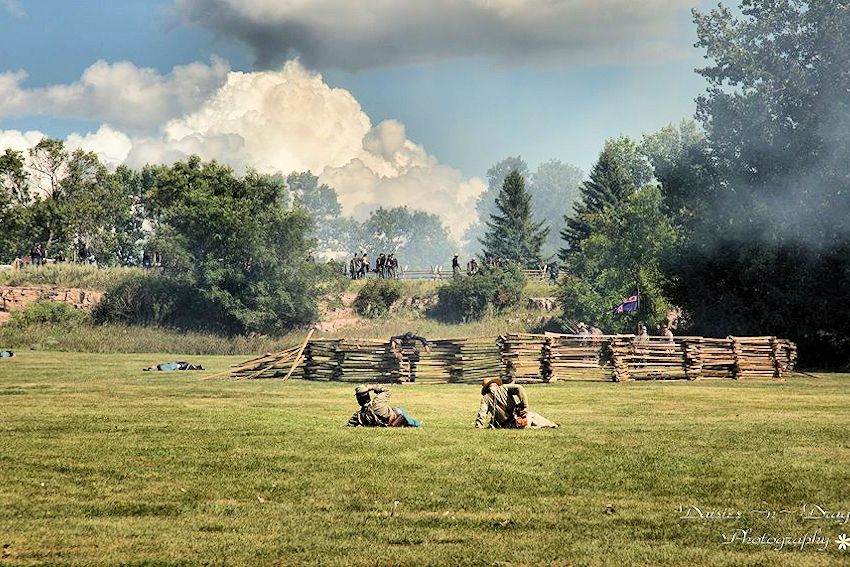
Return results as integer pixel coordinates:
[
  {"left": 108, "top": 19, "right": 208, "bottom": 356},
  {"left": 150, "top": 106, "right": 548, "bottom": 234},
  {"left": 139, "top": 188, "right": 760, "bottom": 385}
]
[
  {"left": 0, "top": 286, "right": 103, "bottom": 325},
  {"left": 316, "top": 292, "right": 361, "bottom": 332},
  {"left": 315, "top": 289, "right": 441, "bottom": 333}
]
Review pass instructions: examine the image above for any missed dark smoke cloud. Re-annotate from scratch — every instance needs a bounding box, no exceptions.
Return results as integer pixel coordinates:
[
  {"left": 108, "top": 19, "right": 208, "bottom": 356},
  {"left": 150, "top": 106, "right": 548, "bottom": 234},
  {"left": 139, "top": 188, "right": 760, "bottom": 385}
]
[{"left": 173, "top": 0, "right": 692, "bottom": 70}]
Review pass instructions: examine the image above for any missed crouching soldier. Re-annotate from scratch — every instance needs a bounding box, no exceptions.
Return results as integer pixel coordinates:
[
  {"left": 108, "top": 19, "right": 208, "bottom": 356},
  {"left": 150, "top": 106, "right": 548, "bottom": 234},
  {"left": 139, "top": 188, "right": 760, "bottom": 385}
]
[
  {"left": 347, "top": 384, "right": 421, "bottom": 427},
  {"left": 475, "top": 377, "right": 559, "bottom": 429}
]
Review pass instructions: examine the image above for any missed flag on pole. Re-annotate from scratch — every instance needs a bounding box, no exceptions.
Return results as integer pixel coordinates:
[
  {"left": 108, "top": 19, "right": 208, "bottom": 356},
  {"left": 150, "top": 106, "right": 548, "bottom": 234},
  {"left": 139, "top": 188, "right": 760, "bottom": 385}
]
[{"left": 612, "top": 292, "right": 640, "bottom": 316}]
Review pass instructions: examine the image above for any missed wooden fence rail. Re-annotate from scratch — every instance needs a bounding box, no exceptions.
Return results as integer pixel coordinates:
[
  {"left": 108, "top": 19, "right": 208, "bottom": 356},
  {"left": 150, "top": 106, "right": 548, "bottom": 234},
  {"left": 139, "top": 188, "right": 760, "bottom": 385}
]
[
  {"left": 352, "top": 268, "right": 550, "bottom": 280},
  {"left": 232, "top": 333, "right": 797, "bottom": 383}
]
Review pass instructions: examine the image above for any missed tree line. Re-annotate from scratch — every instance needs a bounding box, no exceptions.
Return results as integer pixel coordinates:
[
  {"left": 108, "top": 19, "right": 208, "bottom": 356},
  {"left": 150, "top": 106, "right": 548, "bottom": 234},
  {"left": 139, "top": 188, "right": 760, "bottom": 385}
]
[
  {"left": 1, "top": 0, "right": 846, "bottom": 366},
  {"left": 475, "top": 0, "right": 850, "bottom": 367},
  {"left": 0, "top": 147, "right": 457, "bottom": 270}
]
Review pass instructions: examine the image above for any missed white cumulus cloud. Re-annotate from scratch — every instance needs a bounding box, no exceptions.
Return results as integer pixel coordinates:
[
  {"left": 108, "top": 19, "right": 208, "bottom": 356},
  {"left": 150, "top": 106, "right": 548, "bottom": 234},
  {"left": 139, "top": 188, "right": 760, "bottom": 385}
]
[
  {"left": 0, "top": 58, "right": 230, "bottom": 131},
  {"left": 172, "top": 0, "right": 692, "bottom": 70},
  {"left": 0, "top": 61, "right": 485, "bottom": 240},
  {"left": 0, "top": 0, "right": 24, "bottom": 17}
]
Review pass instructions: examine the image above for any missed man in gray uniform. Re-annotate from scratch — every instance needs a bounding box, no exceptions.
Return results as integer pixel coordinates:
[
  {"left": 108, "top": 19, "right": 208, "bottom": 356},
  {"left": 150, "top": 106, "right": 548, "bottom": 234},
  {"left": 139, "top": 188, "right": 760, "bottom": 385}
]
[
  {"left": 474, "top": 377, "right": 559, "bottom": 429},
  {"left": 347, "top": 384, "right": 421, "bottom": 427}
]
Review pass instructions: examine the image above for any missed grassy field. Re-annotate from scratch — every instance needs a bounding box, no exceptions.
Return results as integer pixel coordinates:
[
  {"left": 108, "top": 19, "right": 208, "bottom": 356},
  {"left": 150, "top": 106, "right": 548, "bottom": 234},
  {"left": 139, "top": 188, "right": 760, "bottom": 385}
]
[
  {"left": 1, "top": 352, "right": 848, "bottom": 565},
  {"left": 0, "top": 264, "right": 145, "bottom": 290}
]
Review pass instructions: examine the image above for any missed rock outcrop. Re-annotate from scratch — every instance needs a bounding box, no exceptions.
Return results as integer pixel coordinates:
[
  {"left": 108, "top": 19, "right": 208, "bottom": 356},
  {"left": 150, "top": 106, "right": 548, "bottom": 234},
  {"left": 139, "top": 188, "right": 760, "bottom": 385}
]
[{"left": 0, "top": 286, "right": 103, "bottom": 325}]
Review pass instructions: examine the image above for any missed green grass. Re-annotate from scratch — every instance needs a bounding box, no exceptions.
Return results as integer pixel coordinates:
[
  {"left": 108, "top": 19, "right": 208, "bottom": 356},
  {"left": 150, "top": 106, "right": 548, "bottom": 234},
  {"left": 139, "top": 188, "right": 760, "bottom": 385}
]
[
  {"left": 1, "top": 352, "right": 848, "bottom": 565},
  {"left": 324, "top": 314, "right": 538, "bottom": 340},
  {"left": 0, "top": 323, "right": 306, "bottom": 355},
  {"left": 0, "top": 264, "right": 145, "bottom": 290},
  {"left": 0, "top": 316, "right": 538, "bottom": 354}
]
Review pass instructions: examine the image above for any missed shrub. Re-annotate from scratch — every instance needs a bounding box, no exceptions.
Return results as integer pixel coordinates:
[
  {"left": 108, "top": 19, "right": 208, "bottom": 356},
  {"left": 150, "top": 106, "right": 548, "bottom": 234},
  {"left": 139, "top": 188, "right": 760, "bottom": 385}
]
[
  {"left": 9, "top": 300, "right": 89, "bottom": 328},
  {"left": 354, "top": 279, "right": 403, "bottom": 318},
  {"left": 92, "top": 272, "right": 235, "bottom": 332},
  {"left": 436, "top": 265, "right": 526, "bottom": 322}
]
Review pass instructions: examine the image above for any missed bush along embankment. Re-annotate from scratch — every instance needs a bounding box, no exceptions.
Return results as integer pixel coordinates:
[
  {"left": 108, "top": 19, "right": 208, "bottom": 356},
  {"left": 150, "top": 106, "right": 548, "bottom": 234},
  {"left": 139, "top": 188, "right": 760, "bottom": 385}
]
[
  {"left": 353, "top": 279, "right": 403, "bottom": 318},
  {"left": 435, "top": 264, "right": 526, "bottom": 322}
]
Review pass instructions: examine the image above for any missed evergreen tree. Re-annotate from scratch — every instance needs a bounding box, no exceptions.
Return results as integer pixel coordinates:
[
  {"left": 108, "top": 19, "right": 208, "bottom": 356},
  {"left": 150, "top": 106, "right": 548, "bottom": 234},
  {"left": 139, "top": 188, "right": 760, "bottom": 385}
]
[
  {"left": 560, "top": 137, "right": 651, "bottom": 260},
  {"left": 463, "top": 156, "right": 529, "bottom": 251},
  {"left": 479, "top": 170, "right": 549, "bottom": 267}
]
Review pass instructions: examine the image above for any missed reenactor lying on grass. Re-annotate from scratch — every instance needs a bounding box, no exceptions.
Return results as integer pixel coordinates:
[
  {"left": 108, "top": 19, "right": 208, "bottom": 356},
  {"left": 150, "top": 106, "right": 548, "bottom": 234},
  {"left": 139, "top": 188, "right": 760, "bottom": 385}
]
[
  {"left": 142, "top": 361, "right": 204, "bottom": 371},
  {"left": 347, "top": 384, "right": 421, "bottom": 427},
  {"left": 475, "top": 377, "right": 559, "bottom": 429}
]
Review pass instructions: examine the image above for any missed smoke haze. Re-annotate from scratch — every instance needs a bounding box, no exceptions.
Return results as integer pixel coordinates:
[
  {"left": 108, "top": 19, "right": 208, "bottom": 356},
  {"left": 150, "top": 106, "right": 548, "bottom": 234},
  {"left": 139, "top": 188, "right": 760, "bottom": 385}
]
[{"left": 172, "top": 0, "right": 693, "bottom": 70}]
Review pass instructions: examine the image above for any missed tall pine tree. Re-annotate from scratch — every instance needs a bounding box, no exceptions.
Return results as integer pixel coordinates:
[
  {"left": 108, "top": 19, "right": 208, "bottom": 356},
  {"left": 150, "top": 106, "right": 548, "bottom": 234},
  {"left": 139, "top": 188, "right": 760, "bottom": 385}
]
[
  {"left": 560, "top": 137, "right": 652, "bottom": 260},
  {"left": 480, "top": 170, "right": 549, "bottom": 267}
]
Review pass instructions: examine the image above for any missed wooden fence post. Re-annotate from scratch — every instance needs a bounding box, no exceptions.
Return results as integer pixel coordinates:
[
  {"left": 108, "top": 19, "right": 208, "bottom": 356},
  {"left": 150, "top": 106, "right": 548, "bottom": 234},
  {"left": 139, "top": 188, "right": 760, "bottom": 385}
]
[
  {"left": 769, "top": 336, "right": 782, "bottom": 379},
  {"left": 541, "top": 337, "right": 554, "bottom": 382},
  {"left": 730, "top": 336, "right": 742, "bottom": 379},
  {"left": 684, "top": 338, "right": 703, "bottom": 380},
  {"left": 610, "top": 336, "right": 633, "bottom": 382}
]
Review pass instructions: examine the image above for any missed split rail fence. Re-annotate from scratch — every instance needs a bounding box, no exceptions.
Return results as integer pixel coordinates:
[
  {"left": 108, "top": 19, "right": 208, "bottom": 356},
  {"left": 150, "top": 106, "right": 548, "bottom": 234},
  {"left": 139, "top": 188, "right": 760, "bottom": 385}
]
[
  {"left": 231, "top": 333, "right": 797, "bottom": 383},
  {"left": 392, "top": 268, "right": 548, "bottom": 281}
]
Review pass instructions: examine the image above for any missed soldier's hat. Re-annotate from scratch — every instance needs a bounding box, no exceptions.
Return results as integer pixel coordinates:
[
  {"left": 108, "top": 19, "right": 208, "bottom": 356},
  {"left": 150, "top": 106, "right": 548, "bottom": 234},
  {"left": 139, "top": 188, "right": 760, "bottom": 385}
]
[
  {"left": 481, "top": 376, "right": 503, "bottom": 395},
  {"left": 355, "top": 385, "right": 371, "bottom": 405}
]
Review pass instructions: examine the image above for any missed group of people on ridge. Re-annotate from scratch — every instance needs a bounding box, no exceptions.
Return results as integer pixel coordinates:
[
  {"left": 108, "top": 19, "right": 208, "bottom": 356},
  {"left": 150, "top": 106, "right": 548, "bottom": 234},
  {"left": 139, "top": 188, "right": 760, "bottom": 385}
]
[
  {"left": 24, "top": 241, "right": 94, "bottom": 267},
  {"left": 349, "top": 251, "right": 399, "bottom": 280},
  {"left": 347, "top": 377, "right": 559, "bottom": 429}
]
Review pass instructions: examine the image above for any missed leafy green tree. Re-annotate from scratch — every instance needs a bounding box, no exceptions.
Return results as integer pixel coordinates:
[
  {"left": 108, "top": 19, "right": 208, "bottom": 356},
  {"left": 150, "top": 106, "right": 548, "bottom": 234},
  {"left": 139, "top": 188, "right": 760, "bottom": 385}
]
[
  {"left": 60, "top": 153, "right": 144, "bottom": 265},
  {"left": 560, "top": 137, "right": 652, "bottom": 259},
  {"left": 480, "top": 170, "right": 549, "bottom": 268},
  {"left": 287, "top": 171, "right": 339, "bottom": 218},
  {"left": 529, "top": 159, "right": 583, "bottom": 258},
  {"left": 145, "top": 156, "right": 325, "bottom": 334},
  {"left": 668, "top": 0, "right": 850, "bottom": 365},
  {"left": 101, "top": 165, "right": 146, "bottom": 265},
  {"left": 285, "top": 171, "right": 356, "bottom": 254},
  {"left": 8, "top": 140, "right": 144, "bottom": 264},
  {"left": 356, "top": 206, "right": 455, "bottom": 268},
  {"left": 641, "top": 120, "right": 718, "bottom": 227},
  {"left": 27, "top": 139, "right": 69, "bottom": 255},
  {"left": 0, "top": 149, "right": 29, "bottom": 205},
  {"left": 0, "top": 149, "right": 31, "bottom": 261},
  {"left": 560, "top": 185, "right": 679, "bottom": 333}
]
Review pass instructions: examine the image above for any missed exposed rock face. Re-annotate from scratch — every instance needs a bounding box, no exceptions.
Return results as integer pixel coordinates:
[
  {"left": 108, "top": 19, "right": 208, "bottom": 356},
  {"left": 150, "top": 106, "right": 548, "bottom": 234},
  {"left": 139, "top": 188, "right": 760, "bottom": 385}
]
[{"left": 0, "top": 286, "right": 104, "bottom": 325}]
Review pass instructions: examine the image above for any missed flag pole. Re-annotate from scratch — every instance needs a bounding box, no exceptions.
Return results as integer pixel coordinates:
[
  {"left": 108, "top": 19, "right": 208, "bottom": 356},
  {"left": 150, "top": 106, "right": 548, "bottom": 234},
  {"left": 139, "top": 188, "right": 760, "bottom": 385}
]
[{"left": 636, "top": 278, "right": 640, "bottom": 312}]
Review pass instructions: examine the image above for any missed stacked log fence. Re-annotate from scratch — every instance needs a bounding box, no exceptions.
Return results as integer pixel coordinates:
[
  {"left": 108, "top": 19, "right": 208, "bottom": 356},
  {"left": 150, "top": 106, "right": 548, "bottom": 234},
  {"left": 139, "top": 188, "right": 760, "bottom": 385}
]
[{"left": 232, "top": 333, "right": 797, "bottom": 383}]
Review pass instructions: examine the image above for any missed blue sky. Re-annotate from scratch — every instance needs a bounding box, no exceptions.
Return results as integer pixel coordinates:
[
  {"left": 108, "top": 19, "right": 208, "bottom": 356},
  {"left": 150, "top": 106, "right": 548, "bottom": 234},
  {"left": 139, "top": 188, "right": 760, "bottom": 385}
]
[
  {"left": 0, "top": 0, "right": 712, "bottom": 175},
  {"left": 0, "top": 0, "right": 717, "bottom": 236}
]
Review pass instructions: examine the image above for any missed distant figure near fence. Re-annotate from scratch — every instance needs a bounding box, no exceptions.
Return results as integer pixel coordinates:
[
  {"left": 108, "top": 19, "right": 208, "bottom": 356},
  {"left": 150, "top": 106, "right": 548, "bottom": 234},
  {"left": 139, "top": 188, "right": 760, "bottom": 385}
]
[
  {"left": 547, "top": 263, "right": 559, "bottom": 284},
  {"left": 390, "top": 332, "right": 432, "bottom": 382},
  {"left": 30, "top": 243, "right": 43, "bottom": 267}
]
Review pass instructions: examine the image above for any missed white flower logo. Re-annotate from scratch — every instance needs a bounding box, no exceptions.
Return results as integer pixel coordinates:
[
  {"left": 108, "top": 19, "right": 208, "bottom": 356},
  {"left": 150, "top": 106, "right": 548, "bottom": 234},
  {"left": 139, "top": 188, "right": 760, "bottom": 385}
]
[{"left": 837, "top": 534, "right": 850, "bottom": 551}]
